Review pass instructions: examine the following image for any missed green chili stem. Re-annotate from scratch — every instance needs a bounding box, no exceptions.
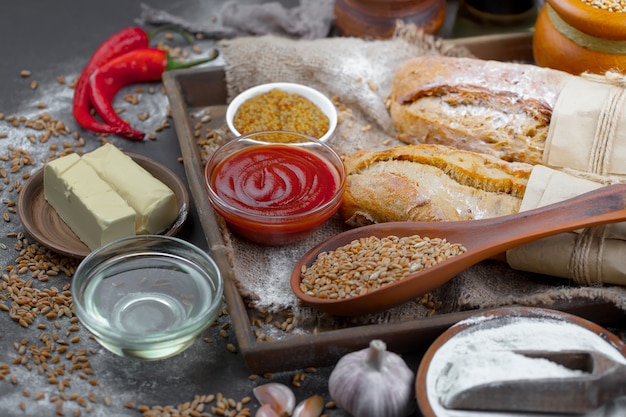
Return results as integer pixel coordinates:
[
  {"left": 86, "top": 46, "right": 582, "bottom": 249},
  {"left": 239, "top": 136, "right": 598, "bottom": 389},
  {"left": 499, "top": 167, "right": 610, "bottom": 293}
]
[{"left": 165, "top": 49, "right": 219, "bottom": 71}]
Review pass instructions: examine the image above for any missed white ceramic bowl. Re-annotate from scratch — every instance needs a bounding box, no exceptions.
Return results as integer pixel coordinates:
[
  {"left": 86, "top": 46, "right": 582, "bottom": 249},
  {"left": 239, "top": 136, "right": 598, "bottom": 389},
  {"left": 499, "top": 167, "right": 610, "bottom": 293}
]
[{"left": 225, "top": 82, "right": 337, "bottom": 142}]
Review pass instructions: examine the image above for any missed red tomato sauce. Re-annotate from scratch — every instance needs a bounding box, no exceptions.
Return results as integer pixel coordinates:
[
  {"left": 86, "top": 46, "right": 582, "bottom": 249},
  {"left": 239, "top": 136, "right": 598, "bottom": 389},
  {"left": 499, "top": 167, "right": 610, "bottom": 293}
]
[{"left": 212, "top": 145, "right": 339, "bottom": 216}]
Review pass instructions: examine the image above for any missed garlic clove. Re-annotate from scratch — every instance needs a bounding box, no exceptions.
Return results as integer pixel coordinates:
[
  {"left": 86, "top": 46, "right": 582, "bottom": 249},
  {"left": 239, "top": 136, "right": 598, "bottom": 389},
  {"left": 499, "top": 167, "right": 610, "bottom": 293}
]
[
  {"left": 328, "top": 339, "right": 416, "bottom": 417},
  {"left": 256, "top": 403, "right": 281, "bottom": 417},
  {"left": 253, "top": 382, "right": 296, "bottom": 417},
  {"left": 293, "top": 395, "right": 324, "bottom": 417}
]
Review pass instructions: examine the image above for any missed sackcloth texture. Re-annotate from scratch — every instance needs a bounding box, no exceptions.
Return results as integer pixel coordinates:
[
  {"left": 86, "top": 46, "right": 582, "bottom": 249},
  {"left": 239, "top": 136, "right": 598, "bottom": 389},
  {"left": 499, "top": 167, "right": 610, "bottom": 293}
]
[{"left": 211, "top": 27, "right": 626, "bottom": 327}]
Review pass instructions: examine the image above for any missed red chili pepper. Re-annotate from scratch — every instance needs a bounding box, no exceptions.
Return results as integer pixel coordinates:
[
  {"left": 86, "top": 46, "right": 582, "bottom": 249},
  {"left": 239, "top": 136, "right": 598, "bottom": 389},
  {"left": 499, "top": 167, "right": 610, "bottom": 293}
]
[
  {"left": 88, "top": 47, "right": 218, "bottom": 140},
  {"left": 72, "top": 26, "right": 150, "bottom": 136}
]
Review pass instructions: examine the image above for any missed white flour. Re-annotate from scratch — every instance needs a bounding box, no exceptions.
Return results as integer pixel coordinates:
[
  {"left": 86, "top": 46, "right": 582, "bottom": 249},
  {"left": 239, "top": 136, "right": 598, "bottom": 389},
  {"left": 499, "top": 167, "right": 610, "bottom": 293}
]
[
  {"left": 423, "top": 311, "right": 626, "bottom": 417},
  {"left": 437, "top": 350, "right": 587, "bottom": 407}
]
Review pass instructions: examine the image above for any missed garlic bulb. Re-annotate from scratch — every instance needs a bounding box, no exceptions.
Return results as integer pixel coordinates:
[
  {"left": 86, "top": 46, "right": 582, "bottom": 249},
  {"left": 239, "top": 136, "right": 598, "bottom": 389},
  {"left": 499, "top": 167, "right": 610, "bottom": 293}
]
[{"left": 328, "top": 339, "right": 415, "bottom": 417}]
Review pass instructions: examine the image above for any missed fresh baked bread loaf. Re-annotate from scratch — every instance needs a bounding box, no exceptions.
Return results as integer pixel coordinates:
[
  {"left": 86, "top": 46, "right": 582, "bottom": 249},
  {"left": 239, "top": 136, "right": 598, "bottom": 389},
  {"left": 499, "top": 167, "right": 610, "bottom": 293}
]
[
  {"left": 339, "top": 144, "right": 532, "bottom": 226},
  {"left": 387, "top": 56, "right": 573, "bottom": 165}
]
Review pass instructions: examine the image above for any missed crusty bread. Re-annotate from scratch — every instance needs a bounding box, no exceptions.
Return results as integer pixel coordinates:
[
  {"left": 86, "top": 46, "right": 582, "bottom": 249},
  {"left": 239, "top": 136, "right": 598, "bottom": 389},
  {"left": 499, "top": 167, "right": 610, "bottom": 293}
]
[
  {"left": 339, "top": 144, "right": 532, "bottom": 226},
  {"left": 387, "top": 56, "right": 572, "bottom": 165}
]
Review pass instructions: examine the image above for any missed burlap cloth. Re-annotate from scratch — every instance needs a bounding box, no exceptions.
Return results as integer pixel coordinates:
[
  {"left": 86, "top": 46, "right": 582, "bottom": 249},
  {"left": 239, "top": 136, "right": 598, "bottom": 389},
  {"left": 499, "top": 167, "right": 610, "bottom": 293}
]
[{"left": 211, "top": 27, "right": 626, "bottom": 326}]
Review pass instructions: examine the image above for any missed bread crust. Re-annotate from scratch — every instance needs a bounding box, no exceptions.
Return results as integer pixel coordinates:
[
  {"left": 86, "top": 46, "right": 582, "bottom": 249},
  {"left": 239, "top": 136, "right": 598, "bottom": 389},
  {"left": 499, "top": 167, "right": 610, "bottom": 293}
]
[
  {"left": 339, "top": 144, "right": 532, "bottom": 226},
  {"left": 387, "top": 56, "right": 572, "bottom": 165}
]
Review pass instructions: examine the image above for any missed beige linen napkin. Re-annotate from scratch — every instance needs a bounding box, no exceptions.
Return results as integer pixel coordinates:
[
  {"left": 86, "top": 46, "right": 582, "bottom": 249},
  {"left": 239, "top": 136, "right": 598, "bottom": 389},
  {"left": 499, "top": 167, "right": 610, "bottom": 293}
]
[
  {"left": 543, "top": 73, "right": 626, "bottom": 177},
  {"left": 507, "top": 165, "right": 626, "bottom": 286},
  {"left": 516, "top": 72, "right": 626, "bottom": 287}
]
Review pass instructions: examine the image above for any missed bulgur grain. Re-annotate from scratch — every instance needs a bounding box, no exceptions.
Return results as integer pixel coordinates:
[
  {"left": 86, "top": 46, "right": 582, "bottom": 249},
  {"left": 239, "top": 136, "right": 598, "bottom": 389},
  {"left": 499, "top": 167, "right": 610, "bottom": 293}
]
[{"left": 233, "top": 89, "right": 330, "bottom": 139}]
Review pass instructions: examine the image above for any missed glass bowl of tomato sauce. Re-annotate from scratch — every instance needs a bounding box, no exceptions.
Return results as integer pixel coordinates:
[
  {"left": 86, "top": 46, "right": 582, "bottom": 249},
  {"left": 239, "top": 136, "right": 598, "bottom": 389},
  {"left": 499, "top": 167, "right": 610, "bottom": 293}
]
[{"left": 204, "top": 131, "right": 346, "bottom": 245}]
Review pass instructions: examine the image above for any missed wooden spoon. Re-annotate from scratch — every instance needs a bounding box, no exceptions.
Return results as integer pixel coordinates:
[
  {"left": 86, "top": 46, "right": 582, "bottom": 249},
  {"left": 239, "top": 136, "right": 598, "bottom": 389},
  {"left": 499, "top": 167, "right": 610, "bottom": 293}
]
[{"left": 290, "top": 183, "right": 626, "bottom": 316}]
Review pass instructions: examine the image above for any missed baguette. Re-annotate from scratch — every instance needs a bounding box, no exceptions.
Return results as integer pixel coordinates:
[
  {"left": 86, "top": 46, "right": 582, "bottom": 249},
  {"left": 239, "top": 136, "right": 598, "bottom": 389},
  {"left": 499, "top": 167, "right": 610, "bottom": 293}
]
[
  {"left": 387, "top": 56, "right": 573, "bottom": 165},
  {"left": 339, "top": 144, "right": 532, "bottom": 226}
]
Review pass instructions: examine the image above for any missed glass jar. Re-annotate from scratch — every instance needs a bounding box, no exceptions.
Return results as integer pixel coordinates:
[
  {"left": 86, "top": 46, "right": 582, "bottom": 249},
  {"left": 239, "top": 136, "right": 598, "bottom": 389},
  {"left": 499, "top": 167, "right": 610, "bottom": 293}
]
[
  {"left": 334, "top": 0, "right": 447, "bottom": 39},
  {"left": 533, "top": 0, "right": 626, "bottom": 74}
]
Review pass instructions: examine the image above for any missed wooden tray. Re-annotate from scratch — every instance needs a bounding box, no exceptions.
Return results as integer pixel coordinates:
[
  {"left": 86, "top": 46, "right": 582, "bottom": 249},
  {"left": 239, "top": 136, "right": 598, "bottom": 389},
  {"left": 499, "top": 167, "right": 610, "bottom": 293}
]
[{"left": 163, "top": 32, "right": 625, "bottom": 373}]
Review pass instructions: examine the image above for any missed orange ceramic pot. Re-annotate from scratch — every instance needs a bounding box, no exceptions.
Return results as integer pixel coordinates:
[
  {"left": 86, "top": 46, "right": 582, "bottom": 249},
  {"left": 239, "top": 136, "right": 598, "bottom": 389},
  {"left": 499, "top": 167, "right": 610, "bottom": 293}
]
[
  {"left": 334, "top": 0, "right": 446, "bottom": 39},
  {"left": 533, "top": 0, "right": 626, "bottom": 74}
]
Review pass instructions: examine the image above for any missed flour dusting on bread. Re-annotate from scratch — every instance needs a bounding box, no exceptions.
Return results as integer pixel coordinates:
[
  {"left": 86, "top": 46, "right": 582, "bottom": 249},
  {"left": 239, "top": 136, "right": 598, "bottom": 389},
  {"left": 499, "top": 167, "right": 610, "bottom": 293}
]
[
  {"left": 387, "top": 56, "right": 572, "bottom": 165},
  {"left": 339, "top": 144, "right": 532, "bottom": 226}
]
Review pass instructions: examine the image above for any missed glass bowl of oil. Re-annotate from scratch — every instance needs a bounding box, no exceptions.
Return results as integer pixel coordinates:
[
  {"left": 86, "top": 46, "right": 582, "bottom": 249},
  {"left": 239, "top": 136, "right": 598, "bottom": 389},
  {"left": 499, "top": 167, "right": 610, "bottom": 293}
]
[{"left": 71, "top": 235, "right": 223, "bottom": 360}]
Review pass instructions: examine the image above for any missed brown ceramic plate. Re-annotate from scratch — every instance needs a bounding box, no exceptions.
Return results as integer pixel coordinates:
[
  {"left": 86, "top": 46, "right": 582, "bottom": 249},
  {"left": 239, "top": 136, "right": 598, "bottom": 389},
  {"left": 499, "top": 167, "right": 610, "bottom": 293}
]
[
  {"left": 416, "top": 306, "right": 626, "bottom": 417},
  {"left": 17, "top": 152, "right": 189, "bottom": 259}
]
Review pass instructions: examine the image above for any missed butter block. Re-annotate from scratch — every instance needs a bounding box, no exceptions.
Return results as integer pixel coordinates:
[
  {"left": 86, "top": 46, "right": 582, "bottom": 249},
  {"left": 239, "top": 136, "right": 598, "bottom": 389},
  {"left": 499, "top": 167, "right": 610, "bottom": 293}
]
[
  {"left": 82, "top": 143, "right": 178, "bottom": 234},
  {"left": 44, "top": 155, "right": 136, "bottom": 251}
]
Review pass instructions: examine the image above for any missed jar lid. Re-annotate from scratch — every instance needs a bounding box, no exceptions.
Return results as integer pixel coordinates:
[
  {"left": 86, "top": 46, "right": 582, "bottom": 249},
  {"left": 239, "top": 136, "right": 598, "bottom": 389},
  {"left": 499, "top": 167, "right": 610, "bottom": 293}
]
[{"left": 549, "top": 0, "right": 626, "bottom": 40}]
